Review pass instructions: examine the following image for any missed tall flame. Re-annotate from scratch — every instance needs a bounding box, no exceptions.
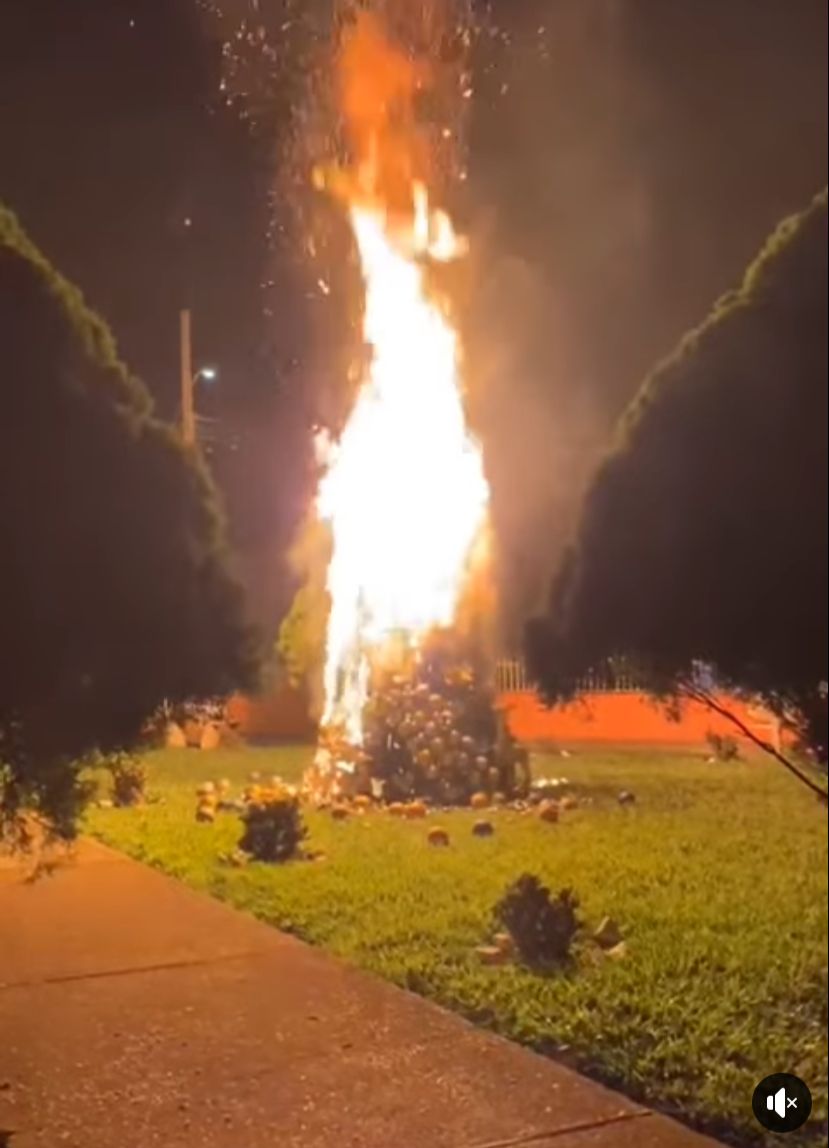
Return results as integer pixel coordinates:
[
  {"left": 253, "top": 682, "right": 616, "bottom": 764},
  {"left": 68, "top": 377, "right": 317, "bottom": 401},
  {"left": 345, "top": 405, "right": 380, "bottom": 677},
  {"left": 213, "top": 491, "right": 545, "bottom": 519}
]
[{"left": 313, "top": 12, "right": 489, "bottom": 762}]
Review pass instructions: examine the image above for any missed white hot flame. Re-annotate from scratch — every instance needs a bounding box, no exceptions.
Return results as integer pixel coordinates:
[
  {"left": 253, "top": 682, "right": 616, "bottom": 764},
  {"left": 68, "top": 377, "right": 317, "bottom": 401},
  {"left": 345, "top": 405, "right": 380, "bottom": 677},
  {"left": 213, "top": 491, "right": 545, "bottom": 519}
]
[{"left": 315, "top": 185, "right": 489, "bottom": 750}]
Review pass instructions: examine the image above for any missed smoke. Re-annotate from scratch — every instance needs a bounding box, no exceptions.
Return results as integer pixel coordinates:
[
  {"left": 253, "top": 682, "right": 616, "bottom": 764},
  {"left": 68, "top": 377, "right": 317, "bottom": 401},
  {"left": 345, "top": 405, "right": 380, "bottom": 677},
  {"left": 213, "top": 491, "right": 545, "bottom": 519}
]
[
  {"left": 457, "top": 0, "right": 827, "bottom": 645},
  {"left": 455, "top": 1, "right": 648, "bottom": 645},
  {"left": 461, "top": 255, "right": 605, "bottom": 647}
]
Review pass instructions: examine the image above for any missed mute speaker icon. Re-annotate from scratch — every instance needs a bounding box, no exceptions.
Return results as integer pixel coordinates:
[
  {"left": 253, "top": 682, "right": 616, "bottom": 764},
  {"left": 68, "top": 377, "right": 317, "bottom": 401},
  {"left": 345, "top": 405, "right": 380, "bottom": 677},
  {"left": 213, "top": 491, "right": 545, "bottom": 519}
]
[
  {"left": 753, "top": 1073, "right": 811, "bottom": 1132},
  {"left": 767, "top": 1086, "right": 794, "bottom": 1118}
]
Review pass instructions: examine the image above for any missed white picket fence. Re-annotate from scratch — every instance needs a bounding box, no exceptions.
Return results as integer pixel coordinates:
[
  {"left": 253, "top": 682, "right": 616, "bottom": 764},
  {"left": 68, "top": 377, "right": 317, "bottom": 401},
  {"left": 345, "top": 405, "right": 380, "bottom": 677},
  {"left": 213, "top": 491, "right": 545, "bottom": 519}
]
[
  {"left": 494, "top": 658, "right": 722, "bottom": 696},
  {"left": 495, "top": 658, "right": 534, "bottom": 693},
  {"left": 494, "top": 658, "right": 651, "bottom": 695}
]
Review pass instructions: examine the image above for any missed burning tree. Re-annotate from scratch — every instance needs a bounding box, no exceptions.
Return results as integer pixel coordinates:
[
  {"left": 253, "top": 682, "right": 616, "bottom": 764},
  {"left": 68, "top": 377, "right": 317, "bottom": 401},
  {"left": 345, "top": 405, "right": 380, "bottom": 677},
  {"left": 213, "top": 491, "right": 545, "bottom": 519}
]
[
  {"left": 308, "top": 630, "right": 530, "bottom": 804},
  {"left": 294, "top": 11, "right": 527, "bottom": 804}
]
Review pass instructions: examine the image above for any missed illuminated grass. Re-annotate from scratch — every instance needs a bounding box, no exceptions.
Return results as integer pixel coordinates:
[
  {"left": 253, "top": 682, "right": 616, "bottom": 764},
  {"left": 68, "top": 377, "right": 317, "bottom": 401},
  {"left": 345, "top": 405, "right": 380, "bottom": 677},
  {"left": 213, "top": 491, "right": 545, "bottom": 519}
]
[{"left": 86, "top": 747, "right": 828, "bottom": 1147}]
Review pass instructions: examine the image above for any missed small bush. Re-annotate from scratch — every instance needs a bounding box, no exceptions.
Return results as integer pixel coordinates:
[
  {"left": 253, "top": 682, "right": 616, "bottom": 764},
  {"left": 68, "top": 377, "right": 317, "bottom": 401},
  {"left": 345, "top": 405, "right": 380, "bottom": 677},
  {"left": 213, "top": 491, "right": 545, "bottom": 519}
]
[
  {"left": 239, "top": 795, "right": 307, "bottom": 862},
  {"left": 108, "top": 753, "right": 147, "bottom": 807},
  {"left": 495, "top": 873, "right": 581, "bottom": 967},
  {"left": 705, "top": 731, "right": 740, "bottom": 762}
]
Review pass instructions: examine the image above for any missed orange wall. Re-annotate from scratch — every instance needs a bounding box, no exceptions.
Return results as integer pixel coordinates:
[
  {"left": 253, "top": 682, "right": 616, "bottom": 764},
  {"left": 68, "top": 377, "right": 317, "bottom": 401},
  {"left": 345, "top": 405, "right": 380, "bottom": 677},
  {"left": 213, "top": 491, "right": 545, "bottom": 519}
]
[
  {"left": 501, "top": 691, "right": 784, "bottom": 750},
  {"left": 229, "top": 686, "right": 784, "bottom": 750},
  {"left": 227, "top": 686, "right": 316, "bottom": 742}
]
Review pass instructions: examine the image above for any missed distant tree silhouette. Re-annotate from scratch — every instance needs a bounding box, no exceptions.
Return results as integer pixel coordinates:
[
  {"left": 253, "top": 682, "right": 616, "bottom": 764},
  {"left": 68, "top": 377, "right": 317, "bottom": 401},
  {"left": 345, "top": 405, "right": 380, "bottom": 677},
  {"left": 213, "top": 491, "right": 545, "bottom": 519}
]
[
  {"left": 527, "top": 191, "right": 828, "bottom": 771},
  {"left": 0, "top": 207, "right": 259, "bottom": 836}
]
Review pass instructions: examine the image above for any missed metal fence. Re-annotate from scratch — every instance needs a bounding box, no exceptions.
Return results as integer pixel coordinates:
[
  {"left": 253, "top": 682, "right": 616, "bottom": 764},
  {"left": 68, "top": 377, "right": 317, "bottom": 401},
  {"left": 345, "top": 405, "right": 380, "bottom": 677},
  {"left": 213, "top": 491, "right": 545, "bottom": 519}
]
[
  {"left": 494, "top": 657, "right": 718, "bottom": 695},
  {"left": 495, "top": 658, "right": 534, "bottom": 693},
  {"left": 497, "top": 658, "right": 640, "bottom": 695}
]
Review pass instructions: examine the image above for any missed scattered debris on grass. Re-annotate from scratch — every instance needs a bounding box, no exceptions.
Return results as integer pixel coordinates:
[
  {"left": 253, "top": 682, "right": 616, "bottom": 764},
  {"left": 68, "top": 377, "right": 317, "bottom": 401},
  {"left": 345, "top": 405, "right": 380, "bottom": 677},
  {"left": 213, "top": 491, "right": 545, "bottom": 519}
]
[
  {"left": 475, "top": 944, "right": 508, "bottom": 966},
  {"left": 538, "top": 800, "right": 559, "bottom": 823},
  {"left": 593, "top": 916, "right": 623, "bottom": 950},
  {"left": 493, "top": 931, "right": 514, "bottom": 955}
]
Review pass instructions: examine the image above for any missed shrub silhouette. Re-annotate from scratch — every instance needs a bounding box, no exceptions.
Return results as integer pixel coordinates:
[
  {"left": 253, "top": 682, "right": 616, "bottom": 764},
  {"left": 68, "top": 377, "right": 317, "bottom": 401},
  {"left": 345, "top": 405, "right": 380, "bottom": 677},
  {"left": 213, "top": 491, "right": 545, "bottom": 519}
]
[{"left": 495, "top": 873, "right": 581, "bottom": 966}]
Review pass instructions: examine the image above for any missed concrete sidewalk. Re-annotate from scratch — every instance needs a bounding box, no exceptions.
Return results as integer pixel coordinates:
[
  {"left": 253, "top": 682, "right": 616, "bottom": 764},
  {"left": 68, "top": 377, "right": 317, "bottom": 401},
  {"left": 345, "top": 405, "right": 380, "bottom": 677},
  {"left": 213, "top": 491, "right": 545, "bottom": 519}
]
[{"left": 1, "top": 841, "right": 723, "bottom": 1148}]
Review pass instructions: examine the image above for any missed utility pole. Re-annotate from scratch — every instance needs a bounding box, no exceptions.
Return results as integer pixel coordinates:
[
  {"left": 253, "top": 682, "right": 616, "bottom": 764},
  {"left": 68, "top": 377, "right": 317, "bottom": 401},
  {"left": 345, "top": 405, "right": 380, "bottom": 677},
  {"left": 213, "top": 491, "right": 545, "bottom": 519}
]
[{"left": 180, "top": 308, "right": 195, "bottom": 446}]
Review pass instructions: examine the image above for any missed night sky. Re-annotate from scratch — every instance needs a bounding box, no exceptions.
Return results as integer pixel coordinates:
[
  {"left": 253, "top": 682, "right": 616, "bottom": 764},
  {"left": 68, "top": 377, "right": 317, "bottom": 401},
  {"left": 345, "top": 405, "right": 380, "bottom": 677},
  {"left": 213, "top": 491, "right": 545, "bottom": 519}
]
[{"left": 1, "top": 0, "right": 826, "bottom": 636}]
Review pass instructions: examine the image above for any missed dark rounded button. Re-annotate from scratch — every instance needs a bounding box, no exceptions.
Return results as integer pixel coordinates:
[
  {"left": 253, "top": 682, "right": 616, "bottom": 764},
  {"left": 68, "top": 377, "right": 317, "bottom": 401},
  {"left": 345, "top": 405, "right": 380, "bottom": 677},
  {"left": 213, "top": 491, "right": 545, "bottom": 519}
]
[{"left": 752, "top": 1073, "right": 812, "bottom": 1133}]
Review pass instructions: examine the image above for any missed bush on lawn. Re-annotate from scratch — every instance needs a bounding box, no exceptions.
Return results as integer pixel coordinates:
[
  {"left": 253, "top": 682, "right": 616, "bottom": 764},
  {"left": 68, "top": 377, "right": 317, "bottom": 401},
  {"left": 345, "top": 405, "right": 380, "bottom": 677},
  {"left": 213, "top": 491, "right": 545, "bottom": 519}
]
[
  {"left": 239, "top": 795, "right": 307, "bottom": 862},
  {"left": 705, "top": 731, "right": 740, "bottom": 762},
  {"left": 107, "top": 753, "right": 148, "bottom": 807},
  {"left": 495, "top": 873, "right": 581, "bottom": 967}
]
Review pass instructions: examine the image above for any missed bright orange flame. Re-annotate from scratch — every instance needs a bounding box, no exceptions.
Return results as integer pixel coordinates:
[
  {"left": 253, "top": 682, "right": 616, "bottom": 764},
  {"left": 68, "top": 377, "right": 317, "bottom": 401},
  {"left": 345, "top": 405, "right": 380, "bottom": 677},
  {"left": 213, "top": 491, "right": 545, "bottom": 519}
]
[
  {"left": 337, "top": 10, "right": 430, "bottom": 211},
  {"left": 312, "top": 12, "right": 488, "bottom": 775}
]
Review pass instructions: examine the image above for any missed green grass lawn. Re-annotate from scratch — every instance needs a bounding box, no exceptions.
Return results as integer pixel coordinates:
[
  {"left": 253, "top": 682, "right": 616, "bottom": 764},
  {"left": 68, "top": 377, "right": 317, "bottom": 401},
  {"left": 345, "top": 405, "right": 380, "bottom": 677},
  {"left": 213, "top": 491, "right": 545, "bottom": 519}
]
[{"left": 86, "top": 746, "right": 828, "bottom": 1147}]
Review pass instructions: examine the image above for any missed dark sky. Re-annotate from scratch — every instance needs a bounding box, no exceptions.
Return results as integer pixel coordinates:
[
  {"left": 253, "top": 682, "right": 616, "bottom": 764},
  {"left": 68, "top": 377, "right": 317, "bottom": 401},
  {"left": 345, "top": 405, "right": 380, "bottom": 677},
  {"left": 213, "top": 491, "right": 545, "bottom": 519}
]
[
  {"left": 1, "top": 0, "right": 826, "bottom": 637},
  {"left": 0, "top": 0, "right": 306, "bottom": 627},
  {"left": 0, "top": 2, "right": 271, "bottom": 415}
]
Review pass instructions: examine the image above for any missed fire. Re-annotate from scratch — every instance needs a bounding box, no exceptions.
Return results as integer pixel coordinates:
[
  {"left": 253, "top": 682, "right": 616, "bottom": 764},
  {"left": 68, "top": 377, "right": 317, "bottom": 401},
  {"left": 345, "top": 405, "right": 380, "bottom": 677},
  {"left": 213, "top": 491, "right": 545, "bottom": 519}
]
[
  {"left": 310, "top": 11, "right": 489, "bottom": 784},
  {"left": 317, "top": 188, "right": 488, "bottom": 746}
]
